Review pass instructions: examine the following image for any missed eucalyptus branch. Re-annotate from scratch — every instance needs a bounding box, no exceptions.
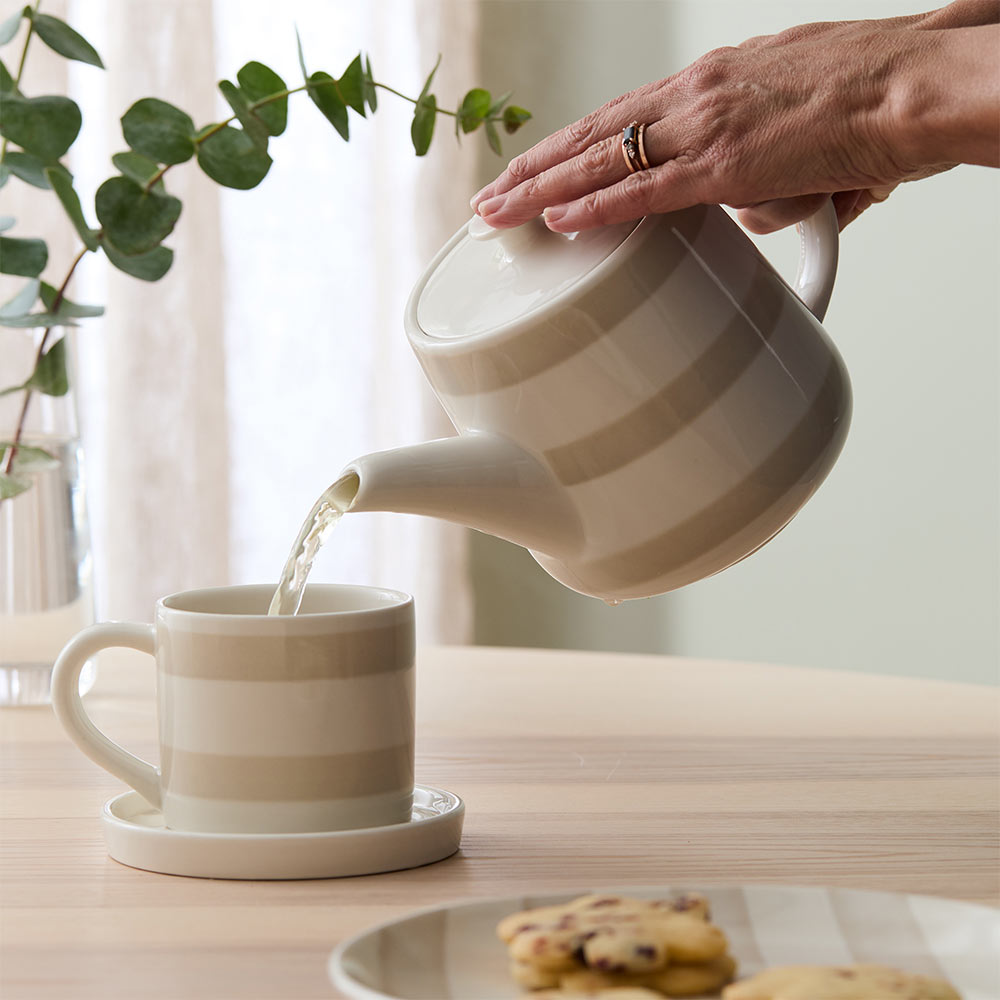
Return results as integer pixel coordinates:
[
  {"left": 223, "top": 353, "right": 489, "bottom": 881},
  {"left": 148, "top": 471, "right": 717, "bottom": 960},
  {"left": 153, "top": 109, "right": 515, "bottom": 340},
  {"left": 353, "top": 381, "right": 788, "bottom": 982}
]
[{"left": 0, "top": 6, "right": 532, "bottom": 500}]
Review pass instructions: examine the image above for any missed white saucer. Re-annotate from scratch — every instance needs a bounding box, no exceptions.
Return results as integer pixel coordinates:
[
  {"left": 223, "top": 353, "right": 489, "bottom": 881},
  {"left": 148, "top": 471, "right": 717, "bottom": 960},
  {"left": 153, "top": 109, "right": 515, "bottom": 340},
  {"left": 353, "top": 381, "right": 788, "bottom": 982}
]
[{"left": 101, "top": 784, "right": 464, "bottom": 880}]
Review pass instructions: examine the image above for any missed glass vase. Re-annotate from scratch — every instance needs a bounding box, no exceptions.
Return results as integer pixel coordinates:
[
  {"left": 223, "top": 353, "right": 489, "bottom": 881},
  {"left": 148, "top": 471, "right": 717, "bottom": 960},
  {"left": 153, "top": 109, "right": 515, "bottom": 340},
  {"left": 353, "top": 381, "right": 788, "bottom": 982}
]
[{"left": 1, "top": 328, "right": 95, "bottom": 705}]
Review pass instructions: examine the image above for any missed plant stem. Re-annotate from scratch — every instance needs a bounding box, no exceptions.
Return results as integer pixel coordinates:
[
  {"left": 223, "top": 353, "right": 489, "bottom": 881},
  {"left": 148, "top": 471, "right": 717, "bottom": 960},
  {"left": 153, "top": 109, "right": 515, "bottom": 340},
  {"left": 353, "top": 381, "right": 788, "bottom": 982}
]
[
  {"left": 0, "top": 1, "right": 41, "bottom": 168},
  {"left": 1, "top": 245, "right": 87, "bottom": 478}
]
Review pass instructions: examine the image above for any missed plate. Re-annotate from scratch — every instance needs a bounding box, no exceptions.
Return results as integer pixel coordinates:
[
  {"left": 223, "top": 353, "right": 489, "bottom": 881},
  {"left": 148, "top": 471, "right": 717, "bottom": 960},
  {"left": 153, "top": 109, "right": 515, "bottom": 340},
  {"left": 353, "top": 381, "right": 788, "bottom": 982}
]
[
  {"left": 328, "top": 884, "right": 1000, "bottom": 999},
  {"left": 102, "top": 784, "right": 463, "bottom": 880}
]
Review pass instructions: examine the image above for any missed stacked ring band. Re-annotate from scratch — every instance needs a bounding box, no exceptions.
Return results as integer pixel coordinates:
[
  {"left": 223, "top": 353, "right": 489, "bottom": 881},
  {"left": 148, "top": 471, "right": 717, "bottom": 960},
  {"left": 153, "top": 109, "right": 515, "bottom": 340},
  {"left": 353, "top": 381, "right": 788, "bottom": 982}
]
[{"left": 622, "top": 121, "right": 651, "bottom": 174}]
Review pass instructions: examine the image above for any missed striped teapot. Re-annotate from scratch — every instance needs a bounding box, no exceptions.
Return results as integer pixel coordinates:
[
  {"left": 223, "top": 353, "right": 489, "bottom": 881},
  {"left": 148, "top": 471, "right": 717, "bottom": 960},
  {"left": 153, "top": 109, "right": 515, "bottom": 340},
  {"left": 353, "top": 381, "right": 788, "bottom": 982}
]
[{"left": 338, "top": 202, "right": 851, "bottom": 602}]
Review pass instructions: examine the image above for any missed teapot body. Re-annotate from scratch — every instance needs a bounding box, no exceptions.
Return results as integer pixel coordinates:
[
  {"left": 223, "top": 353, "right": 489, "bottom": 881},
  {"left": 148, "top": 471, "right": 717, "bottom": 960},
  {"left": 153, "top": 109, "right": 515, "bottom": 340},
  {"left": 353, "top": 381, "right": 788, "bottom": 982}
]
[{"left": 404, "top": 205, "right": 851, "bottom": 601}]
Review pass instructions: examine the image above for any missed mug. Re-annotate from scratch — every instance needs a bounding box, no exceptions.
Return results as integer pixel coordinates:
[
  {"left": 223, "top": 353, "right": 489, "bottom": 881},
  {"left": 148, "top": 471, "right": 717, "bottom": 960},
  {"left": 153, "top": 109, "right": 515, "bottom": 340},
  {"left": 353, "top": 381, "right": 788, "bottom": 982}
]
[{"left": 51, "top": 584, "right": 415, "bottom": 834}]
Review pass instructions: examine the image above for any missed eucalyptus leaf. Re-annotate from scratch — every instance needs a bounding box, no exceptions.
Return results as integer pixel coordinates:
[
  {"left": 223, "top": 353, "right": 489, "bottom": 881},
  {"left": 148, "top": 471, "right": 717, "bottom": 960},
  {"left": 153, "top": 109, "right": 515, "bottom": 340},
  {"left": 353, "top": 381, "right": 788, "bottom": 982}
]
[
  {"left": 0, "top": 277, "right": 39, "bottom": 317},
  {"left": 0, "top": 471, "right": 30, "bottom": 500},
  {"left": 218, "top": 79, "right": 269, "bottom": 150},
  {"left": 338, "top": 54, "right": 366, "bottom": 117},
  {"left": 0, "top": 57, "right": 18, "bottom": 94},
  {"left": 0, "top": 235, "right": 47, "bottom": 277},
  {"left": 362, "top": 54, "right": 376, "bottom": 112},
  {"left": 485, "top": 118, "right": 501, "bottom": 155},
  {"left": 0, "top": 151, "right": 70, "bottom": 189},
  {"left": 0, "top": 9, "right": 23, "bottom": 47},
  {"left": 45, "top": 167, "right": 99, "bottom": 251},
  {"left": 502, "top": 105, "right": 531, "bottom": 134},
  {"left": 411, "top": 94, "right": 436, "bottom": 156},
  {"left": 458, "top": 88, "right": 490, "bottom": 133},
  {"left": 0, "top": 216, "right": 14, "bottom": 232},
  {"left": 294, "top": 25, "right": 308, "bottom": 80},
  {"left": 95, "top": 175, "right": 181, "bottom": 255},
  {"left": 110, "top": 150, "right": 163, "bottom": 190},
  {"left": 487, "top": 90, "right": 512, "bottom": 116},
  {"left": 307, "top": 71, "right": 348, "bottom": 141},
  {"left": 236, "top": 61, "right": 287, "bottom": 136},
  {"left": 25, "top": 337, "right": 69, "bottom": 396},
  {"left": 417, "top": 54, "right": 440, "bottom": 104},
  {"left": 0, "top": 94, "right": 81, "bottom": 161},
  {"left": 0, "top": 311, "right": 77, "bottom": 328},
  {"left": 121, "top": 98, "right": 195, "bottom": 165},
  {"left": 31, "top": 13, "right": 104, "bottom": 68},
  {"left": 40, "top": 282, "right": 104, "bottom": 318},
  {"left": 195, "top": 124, "right": 272, "bottom": 189},
  {"left": 99, "top": 236, "right": 173, "bottom": 281},
  {"left": 0, "top": 442, "right": 59, "bottom": 474}
]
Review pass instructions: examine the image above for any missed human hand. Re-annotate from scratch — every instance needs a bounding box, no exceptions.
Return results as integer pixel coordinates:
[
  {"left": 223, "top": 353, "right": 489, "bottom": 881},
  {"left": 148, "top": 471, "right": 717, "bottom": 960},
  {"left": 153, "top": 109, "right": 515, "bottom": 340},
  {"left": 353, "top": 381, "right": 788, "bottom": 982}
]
[{"left": 470, "top": 11, "right": 983, "bottom": 234}]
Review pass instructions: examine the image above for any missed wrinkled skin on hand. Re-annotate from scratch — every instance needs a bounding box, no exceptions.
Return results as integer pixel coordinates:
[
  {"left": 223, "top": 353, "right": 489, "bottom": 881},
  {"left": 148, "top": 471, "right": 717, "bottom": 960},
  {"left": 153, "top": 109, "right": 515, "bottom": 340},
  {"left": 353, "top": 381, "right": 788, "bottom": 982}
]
[{"left": 473, "top": 2, "right": 997, "bottom": 233}]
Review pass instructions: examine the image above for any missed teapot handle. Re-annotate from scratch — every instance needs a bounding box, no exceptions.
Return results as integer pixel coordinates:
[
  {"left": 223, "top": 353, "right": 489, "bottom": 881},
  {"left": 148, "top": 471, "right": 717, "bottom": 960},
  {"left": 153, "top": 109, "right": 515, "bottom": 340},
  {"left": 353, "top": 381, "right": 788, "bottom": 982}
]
[{"left": 792, "top": 198, "right": 839, "bottom": 322}]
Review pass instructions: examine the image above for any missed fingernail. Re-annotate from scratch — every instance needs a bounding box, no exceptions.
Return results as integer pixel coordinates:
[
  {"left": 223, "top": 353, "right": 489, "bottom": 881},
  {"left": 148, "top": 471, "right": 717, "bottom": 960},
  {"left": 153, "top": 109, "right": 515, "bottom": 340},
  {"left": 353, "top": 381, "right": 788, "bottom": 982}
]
[
  {"left": 477, "top": 194, "right": 507, "bottom": 216},
  {"left": 470, "top": 188, "right": 490, "bottom": 211},
  {"left": 543, "top": 205, "right": 568, "bottom": 229}
]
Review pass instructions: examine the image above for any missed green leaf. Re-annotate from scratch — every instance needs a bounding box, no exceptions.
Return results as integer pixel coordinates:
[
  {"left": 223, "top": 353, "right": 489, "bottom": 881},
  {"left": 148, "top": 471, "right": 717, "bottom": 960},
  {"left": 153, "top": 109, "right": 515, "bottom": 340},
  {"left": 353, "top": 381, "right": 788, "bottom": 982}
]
[
  {"left": 95, "top": 176, "right": 181, "bottom": 255},
  {"left": 99, "top": 235, "right": 173, "bottom": 281},
  {"left": 294, "top": 24, "right": 307, "bottom": 80},
  {"left": 338, "top": 53, "right": 366, "bottom": 116},
  {"left": 487, "top": 90, "right": 512, "bottom": 116},
  {"left": 417, "top": 54, "right": 440, "bottom": 104},
  {"left": 31, "top": 13, "right": 103, "bottom": 68},
  {"left": 0, "top": 472, "right": 30, "bottom": 499},
  {"left": 458, "top": 88, "right": 490, "bottom": 134},
  {"left": 218, "top": 79, "right": 269, "bottom": 151},
  {"left": 0, "top": 9, "right": 23, "bottom": 47},
  {"left": 236, "top": 61, "right": 287, "bottom": 136},
  {"left": 195, "top": 124, "right": 272, "bottom": 189},
  {"left": 0, "top": 311, "right": 76, "bottom": 328},
  {"left": 39, "top": 282, "right": 103, "bottom": 318},
  {"left": 44, "top": 167, "right": 99, "bottom": 251},
  {"left": 362, "top": 54, "right": 376, "bottom": 112},
  {"left": 307, "top": 71, "right": 348, "bottom": 141},
  {"left": 411, "top": 93, "right": 436, "bottom": 156},
  {"left": 0, "top": 151, "right": 69, "bottom": 189},
  {"left": 0, "top": 216, "right": 14, "bottom": 232},
  {"left": 0, "top": 57, "right": 19, "bottom": 95},
  {"left": 0, "top": 94, "right": 81, "bottom": 161},
  {"left": 26, "top": 337, "right": 69, "bottom": 396},
  {"left": 502, "top": 105, "right": 532, "bottom": 134},
  {"left": 0, "top": 443, "right": 59, "bottom": 477},
  {"left": 110, "top": 151, "right": 164, "bottom": 191},
  {"left": 485, "top": 118, "right": 502, "bottom": 156},
  {"left": 0, "top": 235, "right": 47, "bottom": 276},
  {"left": 0, "top": 277, "right": 39, "bottom": 317},
  {"left": 121, "top": 98, "right": 195, "bottom": 165}
]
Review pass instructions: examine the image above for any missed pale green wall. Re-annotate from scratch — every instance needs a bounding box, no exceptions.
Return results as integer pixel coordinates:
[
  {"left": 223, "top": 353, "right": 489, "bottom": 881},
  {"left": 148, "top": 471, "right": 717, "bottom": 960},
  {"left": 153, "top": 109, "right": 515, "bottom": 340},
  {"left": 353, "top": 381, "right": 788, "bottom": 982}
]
[{"left": 472, "top": 1, "right": 999, "bottom": 685}]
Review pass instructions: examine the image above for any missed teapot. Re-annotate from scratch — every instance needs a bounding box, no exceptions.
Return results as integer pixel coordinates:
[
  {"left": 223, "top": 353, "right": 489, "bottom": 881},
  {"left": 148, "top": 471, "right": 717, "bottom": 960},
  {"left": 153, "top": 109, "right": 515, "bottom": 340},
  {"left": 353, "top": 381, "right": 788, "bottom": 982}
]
[{"left": 334, "top": 201, "right": 850, "bottom": 602}]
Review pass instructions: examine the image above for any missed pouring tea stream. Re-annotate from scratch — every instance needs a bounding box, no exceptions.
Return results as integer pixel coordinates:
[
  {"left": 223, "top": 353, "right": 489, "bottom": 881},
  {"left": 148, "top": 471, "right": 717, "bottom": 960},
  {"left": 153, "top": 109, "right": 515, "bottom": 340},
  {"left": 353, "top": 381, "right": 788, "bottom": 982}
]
[{"left": 271, "top": 201, "right": 850, "bottom": 611}]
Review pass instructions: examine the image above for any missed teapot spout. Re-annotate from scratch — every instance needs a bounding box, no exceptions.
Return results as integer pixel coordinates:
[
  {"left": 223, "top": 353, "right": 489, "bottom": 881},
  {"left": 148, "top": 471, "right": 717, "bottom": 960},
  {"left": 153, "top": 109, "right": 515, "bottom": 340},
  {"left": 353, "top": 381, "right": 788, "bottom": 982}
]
[{"left": 340, "top": 432, "right": 582, "bottom": 556}]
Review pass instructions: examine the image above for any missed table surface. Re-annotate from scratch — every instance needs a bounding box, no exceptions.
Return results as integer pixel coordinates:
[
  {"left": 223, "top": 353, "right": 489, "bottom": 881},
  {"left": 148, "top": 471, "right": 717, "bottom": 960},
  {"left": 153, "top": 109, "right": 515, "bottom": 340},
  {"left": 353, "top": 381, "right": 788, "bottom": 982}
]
[{"left": 2, "top": 645, "right": 998, "bottom": 999}]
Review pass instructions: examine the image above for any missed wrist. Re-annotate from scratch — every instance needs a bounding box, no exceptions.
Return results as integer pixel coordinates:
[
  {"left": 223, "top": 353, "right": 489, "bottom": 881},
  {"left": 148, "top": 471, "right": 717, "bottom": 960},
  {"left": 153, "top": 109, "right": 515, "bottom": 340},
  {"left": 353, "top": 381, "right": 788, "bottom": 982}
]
[{"left": 886, "top": 25, "right": 1000, "bottom": 168}]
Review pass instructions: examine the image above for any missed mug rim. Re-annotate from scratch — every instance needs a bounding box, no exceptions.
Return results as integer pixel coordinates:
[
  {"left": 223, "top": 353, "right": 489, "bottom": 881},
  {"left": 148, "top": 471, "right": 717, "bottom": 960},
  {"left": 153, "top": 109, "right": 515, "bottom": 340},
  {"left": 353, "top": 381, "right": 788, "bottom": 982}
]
[{"left": 158, "top": 583, "right": 413, "bottom": 620}]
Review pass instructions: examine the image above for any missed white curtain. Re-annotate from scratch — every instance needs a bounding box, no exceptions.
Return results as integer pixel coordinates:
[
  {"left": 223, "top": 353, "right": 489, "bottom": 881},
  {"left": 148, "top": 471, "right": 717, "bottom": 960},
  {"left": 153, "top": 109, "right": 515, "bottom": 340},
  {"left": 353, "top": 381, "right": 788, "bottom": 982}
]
[{"left": 57, "top": 0, "right": 476, "bottom": 641}]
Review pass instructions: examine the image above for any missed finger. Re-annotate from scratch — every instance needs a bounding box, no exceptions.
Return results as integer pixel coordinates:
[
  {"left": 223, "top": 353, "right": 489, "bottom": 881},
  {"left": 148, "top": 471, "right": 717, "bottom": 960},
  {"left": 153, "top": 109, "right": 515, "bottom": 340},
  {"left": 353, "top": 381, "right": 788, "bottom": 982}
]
[
  {"left": 734, "top": 194, "right": 829, "bottom": 234},
  {"left": 540, "top": 155, "right": 712, "bottom": 233},
  {"left": 470, "top": 83, "right": 663, "bottom": 209},
  {"left": 476, "top": 120, "right": 677, "bottom": 229}
]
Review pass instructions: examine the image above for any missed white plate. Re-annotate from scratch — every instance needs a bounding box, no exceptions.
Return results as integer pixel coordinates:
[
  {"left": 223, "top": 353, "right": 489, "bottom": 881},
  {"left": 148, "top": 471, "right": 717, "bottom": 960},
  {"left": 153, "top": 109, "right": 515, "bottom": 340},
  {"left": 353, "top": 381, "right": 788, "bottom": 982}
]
[
  {"left": 329, "top": 884, "right": 1000, "bottom": 999},
  {"left": 102, "top": 784, "right": 463, "bottom": 880}
]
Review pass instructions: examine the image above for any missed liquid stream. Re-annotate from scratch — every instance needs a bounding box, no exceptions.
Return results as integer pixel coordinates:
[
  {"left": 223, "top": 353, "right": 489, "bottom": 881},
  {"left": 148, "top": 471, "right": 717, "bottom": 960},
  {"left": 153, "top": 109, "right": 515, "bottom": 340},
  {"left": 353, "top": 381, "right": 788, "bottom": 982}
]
[{"left": 267, "top": 477, "right": 355, "bottom": 616}]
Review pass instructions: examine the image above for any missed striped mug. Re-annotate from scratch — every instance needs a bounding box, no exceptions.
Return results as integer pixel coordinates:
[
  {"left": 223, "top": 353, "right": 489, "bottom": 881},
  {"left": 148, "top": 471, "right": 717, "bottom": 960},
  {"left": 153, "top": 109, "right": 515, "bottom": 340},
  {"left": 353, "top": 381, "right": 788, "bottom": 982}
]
[
  {"left": 335, "top": 201, "right": 850, "bottom": 603},
  {"left": 51, "top": 584, "right": 415, "bottom": 833}
]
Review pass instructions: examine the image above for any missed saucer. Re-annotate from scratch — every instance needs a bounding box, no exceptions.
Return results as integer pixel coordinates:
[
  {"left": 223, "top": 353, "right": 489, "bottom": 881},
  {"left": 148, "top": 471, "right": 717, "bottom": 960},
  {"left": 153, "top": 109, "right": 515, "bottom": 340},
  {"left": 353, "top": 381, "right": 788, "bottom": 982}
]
[{"left": 101, "top": 784, "right": 464, "bottom": 880}]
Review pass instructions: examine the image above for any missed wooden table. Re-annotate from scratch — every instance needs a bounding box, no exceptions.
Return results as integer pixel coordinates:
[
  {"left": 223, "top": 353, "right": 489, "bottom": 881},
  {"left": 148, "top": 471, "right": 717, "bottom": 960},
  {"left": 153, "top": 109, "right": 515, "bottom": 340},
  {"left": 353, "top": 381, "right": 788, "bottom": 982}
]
[{"left": 2, "top": 646, "right": 998, "bottom": 999}]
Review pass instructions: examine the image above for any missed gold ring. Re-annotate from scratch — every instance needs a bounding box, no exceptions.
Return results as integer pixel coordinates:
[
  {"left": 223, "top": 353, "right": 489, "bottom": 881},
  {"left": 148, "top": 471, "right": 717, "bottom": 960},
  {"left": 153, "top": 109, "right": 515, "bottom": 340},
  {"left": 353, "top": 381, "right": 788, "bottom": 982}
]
[{"left": 622, "top": 121, "right": 650, "bottom": 174}]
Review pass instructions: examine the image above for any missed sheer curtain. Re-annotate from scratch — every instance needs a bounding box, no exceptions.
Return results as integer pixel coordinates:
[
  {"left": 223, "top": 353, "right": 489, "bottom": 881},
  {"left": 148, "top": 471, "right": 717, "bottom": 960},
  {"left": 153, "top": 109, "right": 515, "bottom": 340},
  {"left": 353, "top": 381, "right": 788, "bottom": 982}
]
[{"left": 64, "top": 0, "right": 476, "bottom": 641}]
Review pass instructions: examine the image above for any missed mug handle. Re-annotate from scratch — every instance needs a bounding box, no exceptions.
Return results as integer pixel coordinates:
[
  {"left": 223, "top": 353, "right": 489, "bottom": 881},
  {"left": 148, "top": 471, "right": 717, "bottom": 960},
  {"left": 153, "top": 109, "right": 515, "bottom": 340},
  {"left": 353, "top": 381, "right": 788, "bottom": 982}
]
[
  {"left": 50, "top": 622, "right": 161, "bottom": 810},
  {"left": 792, "top": 198, "right": 839, "bottom": 322}
]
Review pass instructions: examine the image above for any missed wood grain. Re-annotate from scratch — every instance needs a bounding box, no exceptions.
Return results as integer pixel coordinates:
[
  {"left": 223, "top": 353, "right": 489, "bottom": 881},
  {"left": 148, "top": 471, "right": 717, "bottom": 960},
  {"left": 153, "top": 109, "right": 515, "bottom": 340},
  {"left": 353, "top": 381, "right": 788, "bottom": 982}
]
[{"left": 2, "top": 646, "right": 997, "bottom": 999}]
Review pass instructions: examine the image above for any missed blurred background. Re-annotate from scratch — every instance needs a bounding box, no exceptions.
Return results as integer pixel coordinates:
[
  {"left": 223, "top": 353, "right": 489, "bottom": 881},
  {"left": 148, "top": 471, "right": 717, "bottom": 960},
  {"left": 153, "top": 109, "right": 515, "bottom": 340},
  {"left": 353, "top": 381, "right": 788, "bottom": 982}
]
[{"left": 6, "top": 0, "right": 997, "bottom": 684}]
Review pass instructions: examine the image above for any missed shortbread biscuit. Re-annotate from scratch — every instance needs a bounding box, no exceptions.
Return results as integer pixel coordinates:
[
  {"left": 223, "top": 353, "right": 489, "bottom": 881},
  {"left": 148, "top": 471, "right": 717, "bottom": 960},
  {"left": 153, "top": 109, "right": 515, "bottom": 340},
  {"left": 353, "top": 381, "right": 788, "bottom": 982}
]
[
  {"left": 721, "top": 963, "right": 961, "bottom": 1000},
  {"left": 560, "top": 953, "right": 737, "bottom": 997}
]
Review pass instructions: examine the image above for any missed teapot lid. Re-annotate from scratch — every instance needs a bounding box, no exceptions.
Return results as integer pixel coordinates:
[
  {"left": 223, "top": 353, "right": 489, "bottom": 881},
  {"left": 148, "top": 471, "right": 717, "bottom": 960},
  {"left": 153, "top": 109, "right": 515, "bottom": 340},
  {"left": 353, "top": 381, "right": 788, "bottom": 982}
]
[{"left": 415, "top": 214, "right": 639, "bottom": 339}]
